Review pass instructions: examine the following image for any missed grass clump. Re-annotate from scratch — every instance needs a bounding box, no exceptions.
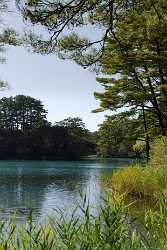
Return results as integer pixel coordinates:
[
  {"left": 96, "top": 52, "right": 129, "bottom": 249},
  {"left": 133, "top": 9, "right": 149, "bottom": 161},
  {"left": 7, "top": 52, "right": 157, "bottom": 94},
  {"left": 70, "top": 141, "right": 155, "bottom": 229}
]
[
  {"left": 105, "top": 137, "right": 167, "bottom": 203},
  {"left": 149, "top": 137, "right": 167, "bottom": 167},
  {"left": 111, "top": 165, "right": 166, "bottom": 202}
]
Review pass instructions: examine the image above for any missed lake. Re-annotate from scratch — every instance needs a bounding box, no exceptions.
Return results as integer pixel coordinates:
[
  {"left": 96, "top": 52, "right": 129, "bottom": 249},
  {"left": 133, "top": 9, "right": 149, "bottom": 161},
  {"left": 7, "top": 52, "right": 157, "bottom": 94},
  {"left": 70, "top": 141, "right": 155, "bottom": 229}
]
[{"left": 0, "top": 159, "right": 132, "bottom": 222}]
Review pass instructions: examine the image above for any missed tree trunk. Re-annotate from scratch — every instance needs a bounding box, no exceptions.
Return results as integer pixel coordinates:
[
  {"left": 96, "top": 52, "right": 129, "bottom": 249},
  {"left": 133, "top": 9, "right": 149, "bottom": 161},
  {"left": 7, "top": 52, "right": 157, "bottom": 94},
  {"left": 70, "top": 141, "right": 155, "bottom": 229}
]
[{"left": 142, "top": 105, "right": 150, "bottom": 162}]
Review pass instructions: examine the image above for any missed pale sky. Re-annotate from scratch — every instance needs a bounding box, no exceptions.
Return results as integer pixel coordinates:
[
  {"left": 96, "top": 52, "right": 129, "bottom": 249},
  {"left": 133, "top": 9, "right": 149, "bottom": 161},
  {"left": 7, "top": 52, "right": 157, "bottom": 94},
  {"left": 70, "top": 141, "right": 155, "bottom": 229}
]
[{"left": 0, "top": 2, "right": 108, "bottom": 131}]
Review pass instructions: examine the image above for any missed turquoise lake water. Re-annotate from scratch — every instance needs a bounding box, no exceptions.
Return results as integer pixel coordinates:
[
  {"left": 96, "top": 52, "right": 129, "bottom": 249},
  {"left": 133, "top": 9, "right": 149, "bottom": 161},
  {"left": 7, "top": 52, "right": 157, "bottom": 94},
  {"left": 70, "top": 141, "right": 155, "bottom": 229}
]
[{"left": 0, "top": 159, "right": 132, "bottom": 221}]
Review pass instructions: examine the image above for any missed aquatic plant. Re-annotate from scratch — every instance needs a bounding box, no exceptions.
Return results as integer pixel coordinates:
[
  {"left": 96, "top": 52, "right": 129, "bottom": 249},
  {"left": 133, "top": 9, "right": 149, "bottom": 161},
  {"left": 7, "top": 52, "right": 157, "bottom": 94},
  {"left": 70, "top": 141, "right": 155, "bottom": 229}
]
[{"left": 0, "top": 194, "right": 166, "bottom": 249}]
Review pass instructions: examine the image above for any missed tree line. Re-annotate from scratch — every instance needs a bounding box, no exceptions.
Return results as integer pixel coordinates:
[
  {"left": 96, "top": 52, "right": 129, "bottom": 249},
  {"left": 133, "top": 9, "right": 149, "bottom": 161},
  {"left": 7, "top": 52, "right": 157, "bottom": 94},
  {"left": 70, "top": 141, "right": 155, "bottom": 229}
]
[
  {"left": 0, "top": 95, "right": 95, "bottom": 160},
  {"left": 0, "top": 94, "right": 149, "bottom": 160}
]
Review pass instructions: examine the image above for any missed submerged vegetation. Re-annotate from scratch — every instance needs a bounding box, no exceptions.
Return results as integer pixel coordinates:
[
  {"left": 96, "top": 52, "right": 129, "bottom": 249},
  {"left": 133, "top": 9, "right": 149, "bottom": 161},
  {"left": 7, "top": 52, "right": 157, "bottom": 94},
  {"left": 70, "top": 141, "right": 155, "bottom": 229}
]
[{"left": 0, "top": 194, "right": 167, "bottom": 249}]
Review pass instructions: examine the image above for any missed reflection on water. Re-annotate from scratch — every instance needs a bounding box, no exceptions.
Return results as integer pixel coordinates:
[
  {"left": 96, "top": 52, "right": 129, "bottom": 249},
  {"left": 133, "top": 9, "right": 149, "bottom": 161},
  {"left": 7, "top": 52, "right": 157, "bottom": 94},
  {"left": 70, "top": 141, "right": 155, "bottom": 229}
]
[{"left": 0, "top": 159, "right": 131, "bottom": 221}]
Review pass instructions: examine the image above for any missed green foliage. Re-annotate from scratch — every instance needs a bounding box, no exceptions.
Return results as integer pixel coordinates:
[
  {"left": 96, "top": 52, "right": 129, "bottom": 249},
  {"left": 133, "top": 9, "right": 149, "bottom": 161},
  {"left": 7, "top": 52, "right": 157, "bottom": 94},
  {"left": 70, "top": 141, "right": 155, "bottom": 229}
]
[
  {"left": 133, "top": 140, "right": 146, "bottom": 154},
  {"left": 149, "top": 137, "right": 167, "bottom": 167},
  {"left": 55, "top": 117, "right": 88, "bottom": 138},
  {"left": 94, "top": 0, "right": 167, "bottom": 135},
  {"left": 15, "top": 0, "right": 167, "bottom": 156},
  {"left": 0, "top": 125, "right": 95, "bottom": 160},
  {"left": 109, "top": 137, "right": 167, "bottom": 203},
  {"left": 96, "top": 112, "right": 140, "bottom": 158},
  {"left": 111, "top": 165, "right": 166, "bottom": 202},
  {"left": 0, "top": 194, "right": 129, "bottom": 250},
  {"left": 0, "top": 97, "right": 95, "bottom": 160},
  {"left": 17, "top": 0, "right": 115, "bottom": 67},
  {"left": 0, "top": 194, "right": 167, "bottom": 249},
  {"left": 0, "top": 95, "right": 48, "bottom": 131},
  {"left": 17, "top": 0, "right": 167, "bottom": 138},
  {"left": 0, "top": 1, "right": 19, "bottom": 87}
]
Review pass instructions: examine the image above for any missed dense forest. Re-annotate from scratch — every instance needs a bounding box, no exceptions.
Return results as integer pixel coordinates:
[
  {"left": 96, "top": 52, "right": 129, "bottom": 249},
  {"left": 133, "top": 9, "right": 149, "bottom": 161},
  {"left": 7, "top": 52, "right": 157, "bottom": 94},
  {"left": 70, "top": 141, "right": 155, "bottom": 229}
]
[
  {"left": 0, "top": 95, "right": 149, "bottom": 160},
  {"left": 0, "top": 95, "right": 95, "bottom": 160}
]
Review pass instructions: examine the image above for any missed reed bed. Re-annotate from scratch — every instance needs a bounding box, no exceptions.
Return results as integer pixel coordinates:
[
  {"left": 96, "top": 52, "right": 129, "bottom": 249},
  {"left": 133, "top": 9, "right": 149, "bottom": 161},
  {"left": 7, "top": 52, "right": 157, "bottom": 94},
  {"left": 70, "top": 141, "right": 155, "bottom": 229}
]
[
  {"left": 102, "top": 137, "right": 167, "bottom": 204},
  {"left": 111, "top": 164, "right": 167, "bottom": 203},
  {"left": 0, "top": 194, "right": 166, "bottom": 249}
]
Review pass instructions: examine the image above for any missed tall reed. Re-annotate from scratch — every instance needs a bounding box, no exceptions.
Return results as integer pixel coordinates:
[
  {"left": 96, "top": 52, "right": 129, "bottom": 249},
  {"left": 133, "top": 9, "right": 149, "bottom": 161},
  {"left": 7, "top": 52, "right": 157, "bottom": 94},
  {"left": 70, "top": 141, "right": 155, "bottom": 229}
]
[{"left": 0, "top": 193, "right": 166, "bottom": 249}]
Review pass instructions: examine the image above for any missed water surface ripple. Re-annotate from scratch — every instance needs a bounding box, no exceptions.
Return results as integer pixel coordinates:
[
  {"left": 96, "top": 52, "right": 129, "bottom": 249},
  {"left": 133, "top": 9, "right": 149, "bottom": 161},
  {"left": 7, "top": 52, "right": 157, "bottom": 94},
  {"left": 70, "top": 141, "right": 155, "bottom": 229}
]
[{"left": 0, "top": 159, "right": 131, "bottom": 221}]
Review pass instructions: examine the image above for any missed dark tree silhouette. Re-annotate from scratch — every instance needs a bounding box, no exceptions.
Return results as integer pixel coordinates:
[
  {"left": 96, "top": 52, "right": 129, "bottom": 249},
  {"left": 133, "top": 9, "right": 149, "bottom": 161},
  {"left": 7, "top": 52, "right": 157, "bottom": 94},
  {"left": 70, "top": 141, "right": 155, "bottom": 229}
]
[{"left": 0, "top": 95, "right": 48, "bottom": 131}]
